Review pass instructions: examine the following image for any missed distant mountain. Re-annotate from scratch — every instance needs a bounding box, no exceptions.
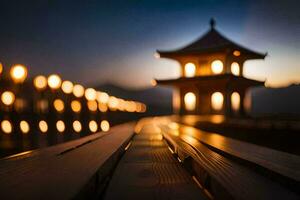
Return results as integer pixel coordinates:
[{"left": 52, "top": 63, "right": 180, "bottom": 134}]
[
  {"left": 250, "top": 84, "right": 300, "bottom": 117},
  {"left": 94, "top": 83, "right": 173, "bottom": 115},
  {"left": 94, "top": 83, "right": 300, "bottom": 118}
]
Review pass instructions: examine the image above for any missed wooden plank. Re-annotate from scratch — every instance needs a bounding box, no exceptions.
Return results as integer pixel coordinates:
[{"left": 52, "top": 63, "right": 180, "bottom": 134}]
[
  {"left": 158, "top": 123, "right": 299, "bottom": 200},
  {"left": 161, "top": 116, "right": 300, "bottom": 182},
  {"left": 0, "top": 122, "right": 135, "bottom": 200},
  {"left": 104, "top": 122, "right": 207, "bottom": 200}
]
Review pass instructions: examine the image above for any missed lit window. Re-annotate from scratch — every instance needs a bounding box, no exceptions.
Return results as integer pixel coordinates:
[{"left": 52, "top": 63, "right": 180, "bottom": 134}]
[
  {"left": 184, "top": 63, "right": 196, "bottom": 77},
  {"left": 231, "top": 62, "right": 240, "bottom": 76},
  {"left": 56, "top": 120, "right": 65, "bottom": 133},
  {"left": 231, "top": 92, "right": 240, "bottom": 111},
  {"left": 211, "top": 60, "right": 223, "bottom": 74},
  {"left": 184, "top": 92, "right": 196, "bottom": 111},
  {"left": 211, "top": 92, "right": 223, "bottom": 110},
  {"left": 1, "top": 120, "right": 12, "bottom": 134}
]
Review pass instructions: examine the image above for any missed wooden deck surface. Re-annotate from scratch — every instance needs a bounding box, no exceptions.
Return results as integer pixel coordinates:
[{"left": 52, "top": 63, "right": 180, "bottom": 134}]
[
  {"left": 104, "top": 121, "right": 207, "bottom": 200},
  {"left": 0, "top": 122, "right": 135, "bottom": 200}
]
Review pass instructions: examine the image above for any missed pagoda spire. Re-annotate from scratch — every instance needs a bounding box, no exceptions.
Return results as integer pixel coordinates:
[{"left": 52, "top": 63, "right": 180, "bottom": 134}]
[{"left": 210, "top": 18, "right": 216, "bottom": 29}]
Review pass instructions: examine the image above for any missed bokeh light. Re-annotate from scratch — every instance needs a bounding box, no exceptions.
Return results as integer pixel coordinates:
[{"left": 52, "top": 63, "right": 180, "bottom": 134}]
[
  {"left": 73, "top": 120, "right": 82, "bottom": 132},
  {"left": 100, "top": 120, "right": 110, "bottom": 132},
  {"left": 71, "top": 100, "right": 81, "bottom": 113},
  {"left": 47, "top": 74, "right": 62, "bottom": 89},
  {"left": 211, "top": 92, "right": 224, "bottom": 110},
  {"left": 61, "top": 80, "right": 73, "bottom": 94},
  {"left": 34, "top": 75, "right": 47, "bottom": 90},
  {"left": 1, "top": 120, "right": 12, "bottom": 134},
  {"left": 73, "top": 84, "right": 84, "bottom": 98},
  {"left": 10, "top": 64, "right": 27, "bottom": 83},
  {"left": 39, "top": 120, "right": 48, "bottom": 133},
  {"left": 89, "top": 120, "right": 98, "bottom": 133},
  {"left": 85, "top": 88, "right": 96, "bottom": 101},
  {"left": 20, "top": 120, "right": 30, "bottom": 134},
  {"left": 1, "top": 91, "right": 15, "bottom": 106},
  {"left": 53, "top": 99, "right": 64, "bottom": 113},
  {"left": 56, "top": 120, "right": 65, "bottom": 133}
]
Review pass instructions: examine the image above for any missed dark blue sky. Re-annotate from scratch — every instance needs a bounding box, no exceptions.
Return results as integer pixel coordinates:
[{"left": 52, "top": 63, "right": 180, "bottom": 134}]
[{"left": 0, "top": 0, "right": 299, "bottom": 88}]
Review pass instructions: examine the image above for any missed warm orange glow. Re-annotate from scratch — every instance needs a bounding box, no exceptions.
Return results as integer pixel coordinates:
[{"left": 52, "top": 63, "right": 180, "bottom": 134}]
[
  {"left": 100, "top": 120, "right": 110, "bottom": 132},
  {"left": 0, "top": 62, "right": 3, "bottom": 75},
  {"left": 231, "top": 62, "right": 240, "bottom": 76},
  {"left": 73, "top": 120, "right": 82, "bottom": 132},
  {"left": 20, "top": 120, "right": 30, "bottom": 134},
  {"left": 61, "top": 80, "right": 73, "bottom": 94},
  {"left": 231, "top": 92, "right": 240, "bottom": 111},
  {"left": 108, "top": 96, "right": 119, "bottom": 111},
  {"left": 87, "top": 100, "right": 98, "bottom": 112},
  {"left": 71, "top": 100, "right": 81, "bottom": 113},
  {"left": 73, "top": 84, "right": 85, "bottom": 98},
  {"left": 233, "top": 50, "right": 241, "bottom": 56},
  {"left": 47, "top": 74, "right": 61, "bottom": 89},
  {"left": 53, "top": 99, "right": 64, "bottom": 113},
  {"left": 184, "top": 63, "right": 196, "bottom": 77},
  {"left": 184, "top": 92, "right": 196, "bottom": 111},
  {"left": 56, "top": 120, "right": 65, "bottom": 133},
  {"left": 85, "top": 88, "right": 96, "bottom": 101},
  {"left": 1, "top": 91, "right": 15, "bottom": 106},
  {"left": 39, "top": 120, "right": 48, "bottom": 133},
  {"left": 211, "top": 92, "right": 224, "bottom": 110},
  {"left": 96, "top": 91, "right": 109, "bottom": 104},
  {"left": 1, "top": 120, "right": 12, "bottom": 134},
  {"left": 151, "top": 79, "right": 157, "bottom": 86},
  {"left": 211, "top": 60, "right": 223, "bottom": 74},
  {"left": 37, "top": 99, "right": 48, "bottom": 113},
  {"left": 10, "top": 64, "right": 27, "bottom": 83},
  {"left": 34, "top": 75, "right": 47, "bottom": 90},
  {"left": 89, "top": 120, "right": 98, "bottom": 133}
]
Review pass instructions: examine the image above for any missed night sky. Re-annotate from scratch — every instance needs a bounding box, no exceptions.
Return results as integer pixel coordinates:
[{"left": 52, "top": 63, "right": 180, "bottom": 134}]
[{"left": 0, "top": 0, "right": 299, "bottom": 88}]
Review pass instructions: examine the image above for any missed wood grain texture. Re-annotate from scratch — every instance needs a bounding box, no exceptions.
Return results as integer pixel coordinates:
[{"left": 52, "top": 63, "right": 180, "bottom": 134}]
[{"left": 0, "top": 122, "right": 135, "bottom": 200}]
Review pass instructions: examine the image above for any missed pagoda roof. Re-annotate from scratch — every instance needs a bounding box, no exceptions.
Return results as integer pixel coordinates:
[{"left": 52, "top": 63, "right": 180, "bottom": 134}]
[
  {"left": 157, "top": 19, "right": 267, "bottom": 60},
  {"left": 156, "top": 74, "right": 264, "bottom": 88}
]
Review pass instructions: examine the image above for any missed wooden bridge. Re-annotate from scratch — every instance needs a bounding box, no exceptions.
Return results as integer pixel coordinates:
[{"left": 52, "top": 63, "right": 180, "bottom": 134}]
[{"left": 1, "top": 116, "right": 299, "bottom": 200}]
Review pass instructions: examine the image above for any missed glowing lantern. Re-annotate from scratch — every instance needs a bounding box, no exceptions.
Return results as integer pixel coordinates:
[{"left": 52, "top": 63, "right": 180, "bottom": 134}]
[
  {"left": 73, "top": 120, "right": 82, "bottom": 132},
  {"left": 20, "top": 120, "right": 30, "bottom": 134},
  {"left": 1, "top": 120, "right": 12, "bottom": 134},
  {"left": 97, "top": 92, "right": 109, "bottom": 104},
  {"left": 184, "top": 92, "right": 196, "bottom": 111},
  {"left": 85, "top": 88, "right": 96, "bottom": 101},
  {"left": 233, "top": 50, "right": 241, "bottom": 56},
  {"left": 47, "top": 74, "right": 61, "bottom": 89},
  {"left": 73, "top": 84, "right": 84, "bottom": 98},
  {"left": 1, "top": 91, "right": 15, "bottom": 106},
  {"left": 211, "top": 60, "right": 223, "bottom": 74},
  {"left": 100, "top": 120, "right": 110, "bottom": 132},
  {"left": 56, "top": 120, "right": 65, "bottom": 133},
  {"left": 39, "top": 120, "right": 48, "bottom": 133},
  {"left": 61, "top": 80, "right": 73, "bottom": 94},
  {"left": 184, "top": 63, "right": 196, "bottom": 77},
  {"left": 89, "top": 120, "right": 98, "bottom": 133},
  {"left": 34, "top": 75, "right": 47, "bottom": 90},
  {"left": 10, "top": 64, "right": 27, "bottom": 83},
  {"left": 211, "top": 92, "right": 224, "bottom": 110},
  {"left": 53, "top": 99, "right": 64, "bottom": 112},
  {"left": 71, "top": 100, "right": 81, "bottom": 113}
]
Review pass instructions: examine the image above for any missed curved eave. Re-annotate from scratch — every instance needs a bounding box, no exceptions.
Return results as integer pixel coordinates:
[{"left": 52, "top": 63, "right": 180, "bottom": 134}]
[
  {"left": 155, "top": 74, "right": 265, "bottom": 87},
  {"left": 156, "top": 48, "right": 267, "bottom": 60}
]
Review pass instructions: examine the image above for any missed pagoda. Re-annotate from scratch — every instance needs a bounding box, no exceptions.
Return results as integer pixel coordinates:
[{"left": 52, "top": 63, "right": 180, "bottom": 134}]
[{"left": 155, "top": 19, "right": 266, "bottom": 116}]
